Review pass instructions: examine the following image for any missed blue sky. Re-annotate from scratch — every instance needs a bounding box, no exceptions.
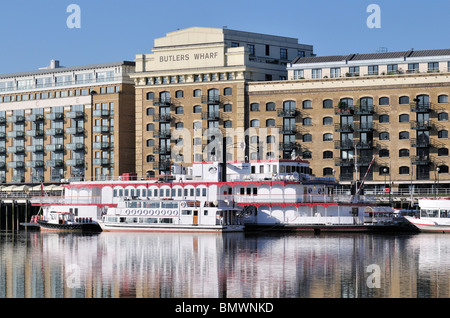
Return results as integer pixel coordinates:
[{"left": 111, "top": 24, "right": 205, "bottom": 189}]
[{"left": 1, "top": 0, "right": 449, "bottom": 74}]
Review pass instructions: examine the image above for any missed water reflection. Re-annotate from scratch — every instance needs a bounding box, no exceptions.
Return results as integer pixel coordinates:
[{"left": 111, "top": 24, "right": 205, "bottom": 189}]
[{"left": 1, "top": 231, "right": 450, "bottom": 298}]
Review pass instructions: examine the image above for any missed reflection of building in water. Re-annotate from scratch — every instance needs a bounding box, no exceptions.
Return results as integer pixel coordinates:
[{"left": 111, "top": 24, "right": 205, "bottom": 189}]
[{"left": 2, "top": 232, "right": 450, "bottom": 298}]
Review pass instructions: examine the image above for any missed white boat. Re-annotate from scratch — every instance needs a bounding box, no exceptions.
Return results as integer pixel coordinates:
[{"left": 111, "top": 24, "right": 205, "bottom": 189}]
[
  {"left": 37, "top": 209, "right": 101, "bottom": 232},
  {"left": 31, "top": 158, "right": 402, "bottom": 233},
  {"left": 403, "top": 199, "right": 450, "bottom": 233}
]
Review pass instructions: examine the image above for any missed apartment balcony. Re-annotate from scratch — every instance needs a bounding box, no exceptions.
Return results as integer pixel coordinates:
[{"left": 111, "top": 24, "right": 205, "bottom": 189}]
[
  {"left": 67, "top": 143, "right": 85, "bottom": 151},
  {"left": 279, "top": 142, "right": 300, "bottom": 151},
  {"left": 334, "top": 140, "right": 354, "bottom": 149},
  {"left": 0, "top": 147, "right": 5, "bottom": 154},
  {"left": 0, "top": 162, "right": 5, "bottom": 168},
  {"left": 153, "top": 98, "right": 172, "bottom": 106},
  {"left": 46, "top": 128, "right": 64, "bottom": 136},
  {"left": 46, "top": 159, "right": 64, "bottom": 167},
  {"left": 334, "top": 123, "right": 354, "bottom": 132},
  {"left": 153, "top": 114, "right": 173, "bottom": 123},
  {"left": 354, "top": 122, "right": 375, "bottom": 132},
  {"left": 355, "top": 156, "right": 374, "bottom": 166},
  {"left": 335, "top": 158, "right": 354, "bottom": 166},
  {"left": 66, "top": 127, "right": 85, "bottom": 135},
  {"left": 7, "top": 115, "right": 25, "bottom": 123},
  {"left": 153, "top": 130, "right": 171, "bottom": 138},
  {"left": 26, "top": 114, "right": 45, "bottom": 122},
  {"left": 410, "top": 120, "right": 433, "bottom": 130},
  {"left": 201, "top": 95, "right": 222, "bottom": 105},
  {"left": 46, "top": 112, "right": 64, "bottom": 120},
  {"left": 7, "top": 146, "right": 25, "bottom": 153},
  {"left": 277, "top": 125, "right": 298, "bottom": 135},
  {"left": 154, "top": 147, "right": 171, "bottom": 154},
  {"left": 339, "top": 173, "right": 354, "bottom": 181},
  {"left": 153, "top": 160, "right": 171, "bottom": 170},
  {"left": 26, "top": 160, "right": 44, "bottom": 168},
  {"left": 93, "top": 110, "right": 111, "bottom": 117},
  {"left": 66, "top": 111, "right": 85, "bottom": 119},
  {"left": 93, "top": 126, "right": 111, "bottom": 133},
  {"left": 0, "top": 132, "right": 5, "bottom": 139},
  {"left": 26, "top": 129, "right": 44, "bottom": 137},
  {"left": 93, "top": 158, "right": 110, "bottom": 166},
  {"left": 201, "top": 111, "right": 221, "bottom": 120},
  {"left": 354, "top": 105, "right": 375, "bottom": 114},
  {"left": 66, "top": 159, "right": 85, "bottom": 167},
  {"left": 12, "top": 175, "right": 24, "bottom": 183},
  {"left": 7, "top": 131, "right": 25, "bottom": 138},
  {"left": 26, "top": 145, "right": 45, "bottom": 152},
  {"left": 7, "top": 161, "right": 25, "bottom": 169},
  {"left": 0, "top": 117, "right": 6, "bottom": 124},
  {"left": 411, "top": 155, "right": 431, "bottom": 165},
  {"left": 410, "top": 102, "right": 432, "bottom": 112},
  {"left": 46, "top": 144, "right": 64, "bottom": 152},
  {"left": 411, "top": 138, "right": 431, "bottom": 148},
  {"left": 277, "top": 109, "right": 298, "bottom": 117},
  {"left": 335, "top": 105, "right": 354, "bottom": 115},
  {"left": 93, "top": 142, "right": 110, "bottom": 150},
  {"left": 355, "top": 140, "right": 373, "bottom": 149}
]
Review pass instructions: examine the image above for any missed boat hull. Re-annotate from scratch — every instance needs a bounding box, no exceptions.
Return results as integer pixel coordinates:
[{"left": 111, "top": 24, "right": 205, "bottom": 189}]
[
  {"left": 99, "top": 222, "right": 244, "bottom": 233},
  {"left": 38, "top": 220, "right": 102, "bottom": 232},
  {"left": 403, "top": 216, "right": 450, "bottom": 233},
  {"left": 244, "top": 223, "right": 414, "bottom": 233}
]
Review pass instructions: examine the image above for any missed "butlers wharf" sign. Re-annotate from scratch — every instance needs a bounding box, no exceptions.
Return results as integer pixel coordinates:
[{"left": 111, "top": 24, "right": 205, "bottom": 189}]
[{"left": 159, "top": 51, "right": 219, "bottom": 62}]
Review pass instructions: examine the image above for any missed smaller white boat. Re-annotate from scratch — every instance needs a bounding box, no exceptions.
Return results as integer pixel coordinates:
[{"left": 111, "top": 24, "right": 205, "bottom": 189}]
[
  {"left": 99, "top": 197, "right": 244, "bottom": 232},
  {"left": 403, "top": 199, "right": 450, "bottom": 233},
  {"left": 38, "top": 209, "right": 101, "bottom": 232}
]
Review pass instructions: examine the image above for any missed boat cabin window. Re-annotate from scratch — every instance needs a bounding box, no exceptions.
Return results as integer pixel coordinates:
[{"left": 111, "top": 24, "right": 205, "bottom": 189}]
[
  {"left": 182, "top": 210, "right": 192, "bottom": 216},
  {"left": 441, "top": 210, "right": 450, "bottom": 218},
  {"left": 421, "top": 209, "right": 438, "bottom": 218}
]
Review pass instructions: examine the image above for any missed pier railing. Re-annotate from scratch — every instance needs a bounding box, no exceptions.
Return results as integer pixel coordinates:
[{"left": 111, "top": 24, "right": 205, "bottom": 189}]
[
  {"left": 218, "top": 194, "right": 377, "bottom": 204},
  {"left": 29, "top": 196, "right": 101, "bottom": 205}
]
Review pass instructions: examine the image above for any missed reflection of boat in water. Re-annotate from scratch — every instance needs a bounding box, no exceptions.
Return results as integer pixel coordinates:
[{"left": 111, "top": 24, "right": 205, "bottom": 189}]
[
  {"left": 38, "top": 209, "right": 101, "bottom": 232},
  {"left": 100, "top": 197, "right": 244, "bottom": 232},
  {"left": 403, "top": 199, "right": 450, "bottom": 233}
]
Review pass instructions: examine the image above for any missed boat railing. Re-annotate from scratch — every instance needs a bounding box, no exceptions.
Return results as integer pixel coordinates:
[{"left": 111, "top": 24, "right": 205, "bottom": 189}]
[
  {"left": 218, "top": 194, "right": 377, "bottom": 204},
  {"left": 30, "top": 196, "right": 102, "bottom": 205}
]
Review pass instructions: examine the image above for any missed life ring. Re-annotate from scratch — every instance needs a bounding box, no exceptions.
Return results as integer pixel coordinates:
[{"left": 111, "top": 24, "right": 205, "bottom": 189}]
[
  {"left": 308, "top": 188, "right": 313, "bottom": 194},
  {"left": 131, "top": 209, "right": 136, "bottom": 215},
  {"left": 143, "top": 210, "right": 148, "bottom": 215},
  {"left": 137, "top": 209, "right": 142, "bottom": 215},
  {"left": 154, "top": 210, "right": 159, "bottom": 215},
  {"left": 149, "top": 210, "right": 154, "bottom": 215},
  {"left": 180, "top": 201, "right": 187, "bottom": 208},
  {"left": 125, "top": 209, "right": 130, "bottom": 215},
  {"left": 161, "top": 210, "right": 166, "bottom": 215},
  {"left": 318, "top": 188, "right": 322, "bottom": 194}
]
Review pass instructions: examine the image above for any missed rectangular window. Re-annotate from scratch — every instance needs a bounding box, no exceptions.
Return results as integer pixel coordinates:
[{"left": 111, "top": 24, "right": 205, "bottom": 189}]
[
  {"left": 248, "top": 44, "right": 255, "bottom": 56},
  {"left": 330, "top": 68, "right": 340, "bottom": 78},
  {"left": 387, "top": 64, "right": 398, "bottom": 73},
  {"left": 280, "top": 48, "right": 288, "bottom": 60},
  {"left": 428, "top": 62, "right": 439, "bottom": 72},
  {"left": 368, "top": 65, "right": 378, "bottom": 75},
  {"left": 265, "top": 45, "right": 270, "bottom": 56},
  {"left": 312, "top": 69, "right": 322, "bottom": 79},
  {"left": 349, "top": 66, "right": 359, "bottom": 76},
  {"left": 408, "top": 63, "right": 419, "bottom": 73},
  {"left": 293, "top": 69, "right": 304, "bottom": 80}
]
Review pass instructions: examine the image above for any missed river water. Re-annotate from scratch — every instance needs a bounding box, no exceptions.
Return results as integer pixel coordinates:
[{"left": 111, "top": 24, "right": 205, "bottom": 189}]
[{"left": 1, "top": 230, "right": 450, "bottom": 299}]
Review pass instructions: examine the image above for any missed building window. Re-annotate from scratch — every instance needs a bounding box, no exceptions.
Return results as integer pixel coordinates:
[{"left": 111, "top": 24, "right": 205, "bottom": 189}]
[
  {"left": 146, "top": 155, "right": 155, "bottom": 163},
  {"left": 399, "top": 149, "right": 409, "bottom": 157},
  {"left": 146, "top": 108, "right": 155, "bottom": 116},
  {"left": 266, "top": 102, "right": 276, "bottom": 111},
  {"left": 302, "top": 151, "right": 312, "bottom": 159},
  {"left": 312, "top": 69, "right": 322, "bottom": 79},
  {"left": 175, "top": 122, "right": 184, "bottom": 129},
  {"left": 302, "top": 100, "right": 312, "bottom": 109},
  {"left": 323, "top": 99, "right": 333, "bottom": 108},
  {"left": 408, "top": 63, "right": 419, "bottom": 73},
  {"left": 146, "top": 123, "right": 154, "bottom": 131},
  {"left": 379, "top": 132, "right": 389, "bottom": 140},
  {"left": 428, "top": 62, "right": 439, "bottom": 72},
  {"left": 146, "top": 139, "right": 155, "bottom": 147},
  {"left": 250, "top": 119, "right": 260, "bottom": 127},
  {"left": 320, "top": 117, "right": 332, "bottom": 126},
  {"left": 368, "top": 65, "right": 378, "bottom": 75},
  {"left": 323, "top": 168, "right": 334, "bottom": 176},
  {"left": 379, "top": 115, "right": 389, "bottom": 123},
  {"left": 439, "top": 165, "right": 449, "bottom": 173},
  {"left": 266, "top": 135, "right": 275, "bottom": 144},
  {"left": 175, "top": 107, "right": 184, "bottom": 114},
  {"left": 297, "top": 50, "right": 305, "bottom": 58},
  {"left": 293, "top": 70, "right": 304, "bottom": 80},
  {"left": 265, "top": 45, "right": 270, "bottom": 56},
  {"left": 330, "top": 68, "right": 340, "bottom": 78},
  {"left": 438, "top": 112, "right": 449, "bottom": 121},
  {"left": 224, "top": 104, "right": 232, "bottom": 112},
  {"left": 303, "top": 118, "right": 312, "bottom": 126},
  {"left": 379, "top": 97, "right": 389, "bottom": 105},
  {"left": 303, "top": 134, "right": 312, "bottom": 142},
  {"left": 247, "top": 44, "right": 255, "bottom": 56},
  {"left": 224, "top": 87, "right": 232, "bottom": 95},
  {"left": 175, "top": 90, "right": 184, "bottom": 98},
  {"left": 193, "top": 105, "right": 202, "bottom": 113},
  {"left": 399, "top": 166, "right": 409, "bottom": 175},
  {"left": 266, "top": 119, "right": 275, "bottom": 127},
  {"left": 399, "top": 96, "right": 410, "bottom": 104},
  {"left": 438, "top": 95, "right": 449, "bottom": 103},
  {"left": 323, "top": 133, "right": 333, "bottom": 141},
  {"left": 323, "top": 151, "right": 333, "bottom": 159},
  {"left": 224, "top": 120, "right": 232, "bottom": 128},
  {"left": 280, "top": 48, "right": 288, "bottom": 60},
  {"left": 399, "top": 114, "right": 410, "bottom": 122},
  {"left": 348, "top": 66, "right": 359, "bottom": 76},
  {"left": 250, "top": 103, "right": 260, "bottom": 111},
  {"left": 193, "top": 89, "right": 201, "bottom": 97},
  {"left": 438, "top": 130, "right": 448, "bottom": 138},
  {"left": 231, "top": 42, "right": 239, "bottom": 47},
  {"left": 438, "top": 148, "right": 449, "bottom": 156},
  {"left": 387, "top": 64, "right": 398, "bottom": 73}
]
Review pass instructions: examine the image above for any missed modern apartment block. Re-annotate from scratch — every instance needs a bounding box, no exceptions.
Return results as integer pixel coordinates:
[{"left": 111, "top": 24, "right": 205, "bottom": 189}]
[
  {"left": 0, "top": 60, "right": 135, "bottom": 184},
  {"left": 248, "top": 49, "right": 450, "bottom": 192},
  {"left": 131, "top": 27, "right": 314, "bottom": 178}
]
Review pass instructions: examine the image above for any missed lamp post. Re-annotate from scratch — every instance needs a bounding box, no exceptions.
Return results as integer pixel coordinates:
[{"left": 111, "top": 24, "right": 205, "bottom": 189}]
[{"left": 383, "top": 167, "right": 388, "bottom": 203}]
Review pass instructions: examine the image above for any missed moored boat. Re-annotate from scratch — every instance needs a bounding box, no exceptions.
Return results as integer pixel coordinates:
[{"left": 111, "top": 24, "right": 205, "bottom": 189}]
[
  {"left": 403, "top": 199, "right": 450, "bottom": 233},
  {"left": 38, "top": 209, "right": 101, "bottom": 232}
]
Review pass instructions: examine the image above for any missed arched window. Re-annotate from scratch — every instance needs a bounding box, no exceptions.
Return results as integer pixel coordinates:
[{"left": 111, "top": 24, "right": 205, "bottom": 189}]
[
  {"left": 303, "top": 134, "right": 312, "bottom": 142},
  {"left": 175, "top": 122, "right": 184, "bottom": 129},
  {"left": 146, "top": 155, "right": 155, "bottom": 163},
  {"left": 399, "top": 96, "right": 409, "bottom": 104},
  {"left": 193, "top": 105, "right": 202, "bottom": 113},
  {"left": 266, "top": 102, "right": 276, "bottom": 111},
  {"left": 438, "top": 130, "right": 449, "bottom": 138},
  {"left": 399, "top": 114, "right": 409, "bottom": 122},
  {"left": 250, "top": 119, "right": 260, "bottom": 127},
  {"left": 223, "top": 87, "right": 232, "bottom": 95},
  {"left": 146, "top": 123, "right": 154, "bottom": 131},
  {"left": 266, "top": 135, "right": 275, "bottom": 143},
  {"left": 175, "top": 106, "right": 184, "bottom": 114},
  {"left": 379, "top": 97, "right": 389, "bottom": 105},
  {"left": 379, "top": 114, "right": 389, "bottom": 123},
  {"left": 399, "top": 131, "right": 409, "bottom": 139},
  {"left": 266, "top": 119, "right": 275, "bottom": 127},
  {"left": 146, "top": 92, "right": 154, "bottom": 101},
  {"left": 193, "top": 89, "right": 202, "bottom": 97},
  {"left": 323, "top": 167, "right": 334, "bottom": 176},
  {"left": 250, "top": 103, "right": 260, "bottom": 111},
  {"left": 323, "top": 99, "right": 333, "bottom": 108},
  {"left": 303, "top": 117, "right": 312, "bottom": 126},
  {"left": 399, "top": 149, "right": 409, "bottom": 157},
  {"left": 399, "top": 166, "right": 409, "bottom": 175},
  {"left": 323, "top": 117, "right": 333, "bottom": 125},
  {"left": 323, "top": 133, "right": 333, "bottom": 141},
  {"left": 323, "top": 151, "right": 333, "bottom": 159},
  {"left": 302, "top": 100, "right": 312, "bottom": 109},
  {"left": 438, "top": 165, "right": 449, "bottom": 173},
  {"left": 438, "top": 95, "right": 449, "bottom": 103},
  {"left": 379, "top": 149, "right": 390, "bottom": 157},
  {"left": 224, "top": 120, "right": 232, "bottom": 128},
  {"left": 146, "top": 107, "right": 155, "bottom": 116},
  {"left": 438, "top": 112, "right": 449, "bottom": 121},
  {"left": 379, "top": 132, "right": 389, "bottom": 140},
  {"left": 302, "top": 151, "right": 312, "bottom": 159},
  {"left": 360, "top": 97, "right": 373, "bottom": 106},
  {"left": 438, "top": 148, "right": 449, "bottom": 156},
  {"left": 175, "top": 90, "right": 184, "bottom": 98}
]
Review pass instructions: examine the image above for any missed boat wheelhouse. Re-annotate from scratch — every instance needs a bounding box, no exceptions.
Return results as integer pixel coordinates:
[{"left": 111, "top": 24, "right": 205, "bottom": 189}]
[{"left": 403, "top": 199, "right": 450, "bottom": 233}]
